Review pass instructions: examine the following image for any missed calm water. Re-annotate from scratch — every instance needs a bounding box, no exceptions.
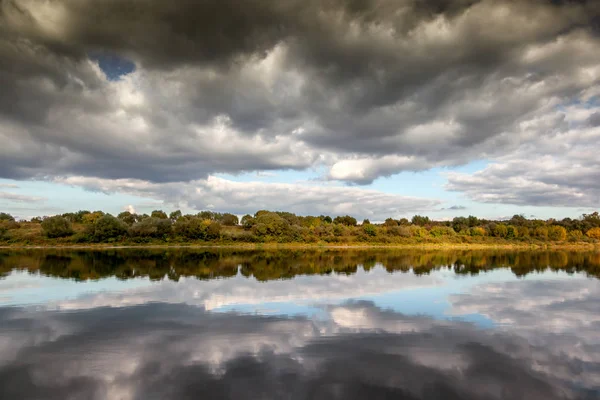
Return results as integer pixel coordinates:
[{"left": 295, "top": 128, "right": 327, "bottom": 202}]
[{"left": 1, "top": 249, "right": 599, "bottom": 400}]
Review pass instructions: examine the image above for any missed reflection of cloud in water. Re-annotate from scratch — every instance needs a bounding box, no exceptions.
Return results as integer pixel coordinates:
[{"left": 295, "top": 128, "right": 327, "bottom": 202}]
[
  {"left": 45, "top": 269, "right": 441, "bottom": 311},
  {"left": 449, "top": 278, "right": 600, "bottom": 390},
  {"left": 0, "top": 301, "right": 597, "bottom": 400}
]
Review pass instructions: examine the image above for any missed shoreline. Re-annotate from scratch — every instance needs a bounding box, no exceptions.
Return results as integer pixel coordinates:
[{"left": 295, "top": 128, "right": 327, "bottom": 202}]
[{"left": 0, "top": 242, "right": 597, "bottom": 250}]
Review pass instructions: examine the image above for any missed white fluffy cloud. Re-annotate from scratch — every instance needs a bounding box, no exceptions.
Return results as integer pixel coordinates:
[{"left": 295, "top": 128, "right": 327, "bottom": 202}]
[
  {"left": 446, "top": 97, "right": 600, "bottom": 207},
  {"left": 55, "top": 175, "right": 441, "bottom": 219}
]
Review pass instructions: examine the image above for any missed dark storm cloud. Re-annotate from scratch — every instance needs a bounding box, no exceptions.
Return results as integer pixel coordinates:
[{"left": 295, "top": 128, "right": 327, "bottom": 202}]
[
  {"left": 0, "top": 301, "right": 596, "bottom": 399},
  {"left": 0, "top": 0, "right": 600, "bottom": 186}
]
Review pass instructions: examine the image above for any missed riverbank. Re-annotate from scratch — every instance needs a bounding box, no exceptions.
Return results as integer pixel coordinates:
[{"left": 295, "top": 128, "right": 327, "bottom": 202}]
[{"left": 1, "top": 242, "right": 597, "bottom": 250}]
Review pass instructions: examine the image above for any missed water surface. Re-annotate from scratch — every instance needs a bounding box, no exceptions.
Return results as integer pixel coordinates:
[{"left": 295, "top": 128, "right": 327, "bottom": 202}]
[{"left": 1, "top": 249, "right": 599, "bottom": 399}]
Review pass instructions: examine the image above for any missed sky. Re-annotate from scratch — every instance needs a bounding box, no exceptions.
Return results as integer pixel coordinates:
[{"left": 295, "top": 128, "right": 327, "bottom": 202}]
[{"left": 1, "top": 0, "right": 600, "bottom": 221}]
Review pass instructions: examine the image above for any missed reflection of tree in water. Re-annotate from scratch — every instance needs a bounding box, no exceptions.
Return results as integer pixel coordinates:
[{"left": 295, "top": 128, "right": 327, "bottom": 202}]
[{"left": 0, "top": 249, "right": 599, "bottom": 282}]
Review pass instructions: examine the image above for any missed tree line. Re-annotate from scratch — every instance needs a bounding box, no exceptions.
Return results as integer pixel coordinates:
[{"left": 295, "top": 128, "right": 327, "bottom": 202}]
[{"left": 0, "top": 210, "right": 599, "bottom": 244}]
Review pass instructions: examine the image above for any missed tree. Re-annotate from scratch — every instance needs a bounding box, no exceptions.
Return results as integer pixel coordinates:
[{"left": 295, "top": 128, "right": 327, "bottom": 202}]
[
  {"left": 174, "top": 217, "right": 220, "bottom": 240},
  {"left": 506, "top": 225, "right": 518, "bottom": 239},
  {"left": 198, "top": 211, "right": 215, "bottom": 220},
  {"left": 534, "top": 226, "right": 549, "bottom": 239},
  {"left": 548, "top": 226, "right": 567, "bottom": 241},
  {"left": 430, "top": 226, "right": 456, "bottom": 237},
  {"left": 0, "top": 212, "right": 15, "bottom": 222},
  {"left": 452, "top": 217, "right": 468, "bottom": 233},
  {"left": 241, "top": 214, "right": 255, "bottom": 229},
  {"left": 82, "top": 211, "right": 104, "bottom": 224},
  {"left": 129, "top": 217, "right": 172, "bottom": 238},
  {"left": 491, "top": 224, "right": 508, "bottom": 238},
  {"left": 363, "top": 224, "right": 377, "bottom": 236},
  {"left": 333, "top": 215, "right": 357, "bottom": 226},
  {"left": 383, "top": 218, "right": 398, "bottom": 227},
  {"left": 169, "top": 210, "right": 182, "bottom": 221},
  {"left": 320, "top": 215, "right": 333, "bottom": 224},
  {"left": 220, "top": 213, "right": 239, "bottom": 226},
  {"left": 118, "top": 211, "right": 137, "bottom": 225},
  {"left": 411, "top": 215, "right": 430, "bottom": 226},
  {"left": 41, "top": 216, "right": 74, "bottom": 238},
  {"left": 151, "top": 210, "right": 168, "bottom": 219},
  {"left": 93, "top": 215, "right": 128, "bottom": 241},
  {"left": 362, "top": 219, "right": 371, "bottom": 225},
  {"left": 586, "top": 227, "right": 600, "bottom": 240}
]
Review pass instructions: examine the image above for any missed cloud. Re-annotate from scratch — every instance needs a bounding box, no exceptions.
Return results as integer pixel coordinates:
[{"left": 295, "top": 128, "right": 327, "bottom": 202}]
[
  {"left": 55, "top": 175, "right": 441, "bottom": 219},
  {"left": 0, "top": 301, "right": 595, "bottom": 400},
  {"left": 440, "top": 205, "right": 467, "bottom": 211},
  {"left": 446, "top": 98, "right": 600, "bottom": 207},
  {"left": 0, "top": 0, "right": 599, "bottom": 185},
  {"left": 0, "top": 191, "right": 45, "bottom": 203}
]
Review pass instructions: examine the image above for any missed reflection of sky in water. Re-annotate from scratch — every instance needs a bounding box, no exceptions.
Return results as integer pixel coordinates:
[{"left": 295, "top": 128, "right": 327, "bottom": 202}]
[
  {"left": 0, "top": 266, "right": 587, "bottom": 329},
  {"left": 1, "top": 253, "right": 599, "bottom": 399}
]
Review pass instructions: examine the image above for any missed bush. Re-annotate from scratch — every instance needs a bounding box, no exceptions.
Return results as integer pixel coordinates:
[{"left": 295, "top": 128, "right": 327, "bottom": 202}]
[
  {"left": 82, "top": 211, "right": 104, "bottom": 224},
  {"left": 506, "top": 225, "right": 518, "bottom": 239},
  {"left": 93, "top": 215, "right": 128, "bottom": 241},
  {"left": 0, "top": 212, "right": 15, "bottom": 222},
  {"left": 41, "top": 216, "right": 74, "bottom": 238},
  {"left": 363, "top": 224, "right": 377, "bottom": 237},
  {"left": 252, "top": 212, "right": 291, "bottom": 237},
  {"left": 151, "top": 210, "right": 168, "bottom": 219},
  {"left": 470, "top": 227, "right": 486, "bottom": 237},
  {"left": 518, "top": 226, "right": 530, "bottom": 238},
  {"left": 491, "top": 224, "right": 508, "bottom": 238},
  {"left": 174, "top": 217, "right": 221, "bottom": 240},
  {"left": 118, "top": 211, "right": 137, "bottom": 225},
  {"left": 429, "top": 226, "right": 456, "bottom": 237},
  {"left": 389, "top": 226, "right": 411, "bottom": 237},
  {"left": 220, "top": 213, "right": 239, "bottom": 226},
  {"left": 548, "top": 226, "right": 567, "bottom": 241},
  {"left": 410, "top": 225, "right": 428, "bottom": 238},
  {"left": 333, "top": 215, "right": 357, "bottom": 226},
  {"left": 569, "top": 230, "right": 583, "bottom": 242},
  {"left": 587, "top": 227, "right": 600, "bottom": 240},
  {"left": 534, "top": 227, "right": 549, "bottom": 239},
  {"left": 129, "top": 217, "right": 172, "bottom": 238}
]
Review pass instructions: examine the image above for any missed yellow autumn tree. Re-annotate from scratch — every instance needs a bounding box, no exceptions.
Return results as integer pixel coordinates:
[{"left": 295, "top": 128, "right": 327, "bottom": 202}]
[{"left": 586, "top": 227, "right": 600, "bottom": 240}]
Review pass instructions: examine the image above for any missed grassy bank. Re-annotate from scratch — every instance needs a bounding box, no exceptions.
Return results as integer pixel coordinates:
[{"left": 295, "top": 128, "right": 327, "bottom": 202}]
[{"left": 1, "top": 218, "right": 598, "bottom": 251}]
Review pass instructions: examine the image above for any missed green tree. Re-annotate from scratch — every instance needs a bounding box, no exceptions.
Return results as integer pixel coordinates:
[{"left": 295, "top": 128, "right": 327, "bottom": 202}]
[
  {"left": 129, "top": 217, "right": 172, "bottom": 238},
  {"left": 320, "top": 215, "right": 333, "bottom": 224},
  {"left": 506, "top": 225, "right": 518, "bottom": 239},
  {"left": 41, "top": 216, "right": 74, "bottom": 238},
  {"left": 220, "top": 213, "right": 239, "bottom": 226},
  {"left": 383, "top": 218, "right": 398, "bottom": 227},
  {"left": 169, "top": 210, "right": 182, "bottom": 221},
  {"left": 363, "top": 224, "right": 377, "bottom": 236},
  {"left": 411, "top": 215, "right": 430, "bottom": 226},
  {"left": 430, "top": 226, "right": 456, "bottom": 237},
  {"left": 118, "top": 211, "right": 137, "bottom": 225},
  {"left": 241, "top": 214, "right": 255, "bottom": 229},
  {"left": 0, "top": 212, "right": 15, "bottom": 222},
  {"left": 93, "top": 215, "right": 128, "bottom": 241},
  {"left": 333, "top": 215, "right": 357, "bottom": 226},
  {"left": 151, "top": 210, "right": 168, "bottom": 219}
]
